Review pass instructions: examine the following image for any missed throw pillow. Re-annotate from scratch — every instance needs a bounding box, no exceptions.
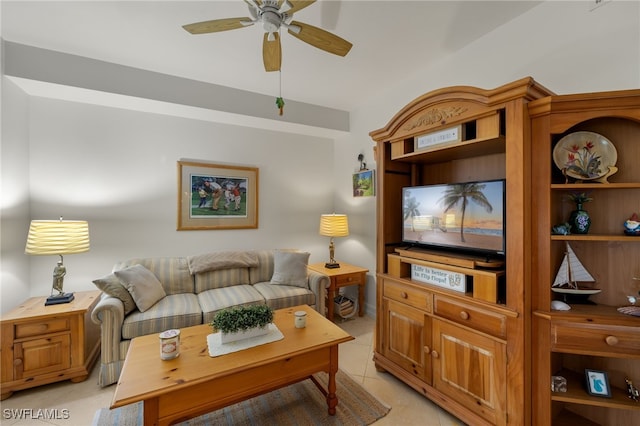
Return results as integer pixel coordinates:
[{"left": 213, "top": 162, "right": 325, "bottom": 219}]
[
  {"left": 92, "top": 273, "right": 137, "bottom": 315},
  {"left": 114, "top": 264, "right": 166, "bottom": 312},
  {"left": 270, "top": 251, "right": 310, "bottom": 288}
]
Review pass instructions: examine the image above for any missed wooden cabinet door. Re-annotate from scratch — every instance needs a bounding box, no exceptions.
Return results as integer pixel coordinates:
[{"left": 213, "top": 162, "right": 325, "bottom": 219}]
[
  {"left": 432, "top": 319, "right": 506, "bottom": 425},
  {"left": 14, "top": 334, "right": 71, "bottom": 379},
  {"left": 382, "top": 298, "right": 432, "bottom": 384}
]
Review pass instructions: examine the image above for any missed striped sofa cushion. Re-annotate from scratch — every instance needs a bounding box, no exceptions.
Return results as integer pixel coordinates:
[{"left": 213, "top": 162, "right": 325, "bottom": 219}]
[
  {"left": 195, "top": 268, "right": 250, "bottom": 293},
  {"left": 249, "top": 250, "right": 275, "bottom": 284},
  {"left": 198, "top": 285, "right": 266, "bottom": 324},
  {"left": 113, "top": 257, "right": 193, "bottom": 295},
  {"left": 121, "top": 293, "right": 202, "bottom": 339},
  {"left": 253, "top": 282, "right": 316, "bottom": 310}
]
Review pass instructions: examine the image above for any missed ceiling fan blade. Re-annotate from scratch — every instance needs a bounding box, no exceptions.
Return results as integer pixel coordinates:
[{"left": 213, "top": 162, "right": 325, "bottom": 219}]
[
  {"left": 183, "top": 17, "right": 254, "bottom": 35},
  {"left": 287, "top": 0, "right": 316, "bottom": 15},
  {"left": 287, "top": 20, "right": 352, "bottom": 57},
  {"left": 263, "top": 32, "right": 282, "bottom": 72}
]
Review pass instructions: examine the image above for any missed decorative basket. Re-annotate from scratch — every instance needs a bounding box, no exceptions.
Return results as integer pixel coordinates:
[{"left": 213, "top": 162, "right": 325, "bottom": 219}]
[{"left": 334, "top": 294, "right": 357, "bottom": 320}]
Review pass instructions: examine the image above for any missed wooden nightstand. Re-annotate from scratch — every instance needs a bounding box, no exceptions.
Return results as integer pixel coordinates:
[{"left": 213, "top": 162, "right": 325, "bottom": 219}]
[
  {"left": 308, "top": 262, "right": 368, "bottom": 321},
  {"left": 0, "top": 290, "right": 101, "bottom": 400}
]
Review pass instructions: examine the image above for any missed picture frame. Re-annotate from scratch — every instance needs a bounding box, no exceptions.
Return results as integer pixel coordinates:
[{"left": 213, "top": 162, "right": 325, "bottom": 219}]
[
  {"left": 177, "top": 160, "right": 258, "bottom": 230},
  {"left": 353, "top": 169, "right": 375, "bottom": 197},
  {"left": 585, "top": 369, "right": 612, "bottom": 397}
]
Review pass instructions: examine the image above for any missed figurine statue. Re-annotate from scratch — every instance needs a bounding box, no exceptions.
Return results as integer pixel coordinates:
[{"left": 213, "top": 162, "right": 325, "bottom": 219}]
[
  {"left": 552, "top": 223, "right": 571, "bottom": 235},
  {"left": 626, "top": 377, "right": 639, "bottom": 402},
  {"left": 52, "top": 260, "right": 66, "bottom": 295}
]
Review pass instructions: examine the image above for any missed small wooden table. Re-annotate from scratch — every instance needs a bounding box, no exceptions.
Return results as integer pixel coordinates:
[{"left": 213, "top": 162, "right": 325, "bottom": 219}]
[
  {"left": 308, "top": 262, "right": 368, "bottom": 320},
  {"left": 111, "top": 305, "right": 354, "bottom": 426},
  {"left": 0, "top": 290, "right": 101, "bottom": 400}
]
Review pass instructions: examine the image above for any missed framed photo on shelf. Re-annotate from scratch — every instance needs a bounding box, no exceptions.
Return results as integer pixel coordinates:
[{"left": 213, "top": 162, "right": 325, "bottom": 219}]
[
  {"left": 585, "top": 369, "right": 612, "bottom": 397},
  {"left": 177, "top": 160, "right": 258, "bottom": 230},
  {"left": 353, "top": 169, "right": 375, "bottom": 197}
]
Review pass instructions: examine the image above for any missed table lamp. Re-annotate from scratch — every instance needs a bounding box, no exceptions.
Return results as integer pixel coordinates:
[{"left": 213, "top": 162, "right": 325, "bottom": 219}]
[
  {"left": 319, "top": 213, "right": 349, "bottom": 269},
  {"left": 25, "top": 218, "right": 90, "bottom": 306}
]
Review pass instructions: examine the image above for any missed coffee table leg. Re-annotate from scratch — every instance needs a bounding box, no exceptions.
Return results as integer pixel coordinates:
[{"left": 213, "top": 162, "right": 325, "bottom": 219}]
[
  {"left": 327, "top": 369, "right": 337, "bottom": 415},
  {"left": 143, "top": 397, "right": 159, "bottom": 425},
  {"left": 327, "top": 345, "right": 339, "bottom": 415}
]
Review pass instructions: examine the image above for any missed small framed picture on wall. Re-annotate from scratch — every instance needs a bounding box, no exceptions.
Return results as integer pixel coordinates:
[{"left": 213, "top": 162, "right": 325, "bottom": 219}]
[{"left": 353, "top": 169, "right": 375, "bottom": 197}]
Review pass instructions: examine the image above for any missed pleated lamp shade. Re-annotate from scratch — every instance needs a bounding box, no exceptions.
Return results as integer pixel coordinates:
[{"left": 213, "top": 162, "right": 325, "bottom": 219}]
[
  {"left": 319, "top": 214, "right": 349, "bottom": 237},
  {"left": 25, "top": 220, "right": 90, "bottom": 255}
]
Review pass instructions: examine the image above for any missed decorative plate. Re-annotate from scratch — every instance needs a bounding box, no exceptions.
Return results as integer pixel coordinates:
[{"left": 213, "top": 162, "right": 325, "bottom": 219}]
[{"left": 553, "top": 131, "right": 617, "bottom": 181}]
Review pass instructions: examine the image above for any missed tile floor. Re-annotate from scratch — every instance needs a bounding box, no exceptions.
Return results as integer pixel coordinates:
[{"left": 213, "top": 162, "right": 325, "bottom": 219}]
[{"left": 0, "top": 315, "right": 465, "bottom": 425}]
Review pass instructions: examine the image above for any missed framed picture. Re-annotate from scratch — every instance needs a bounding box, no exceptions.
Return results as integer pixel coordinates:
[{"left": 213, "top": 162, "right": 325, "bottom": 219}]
[
  {"left": 353, "top": 169, "right": 375, "bottom": 197},
  {"left": 585, "top": 369, "right": 612, "bottom": 397},
  {"left": 177, "top": 160, "right": 258, "bottom": 230}
]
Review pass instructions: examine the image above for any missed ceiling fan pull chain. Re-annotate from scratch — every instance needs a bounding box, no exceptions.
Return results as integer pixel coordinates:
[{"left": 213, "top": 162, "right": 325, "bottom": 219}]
[{"left": 276, "top": 48, "right": 285, "bottom": 116}]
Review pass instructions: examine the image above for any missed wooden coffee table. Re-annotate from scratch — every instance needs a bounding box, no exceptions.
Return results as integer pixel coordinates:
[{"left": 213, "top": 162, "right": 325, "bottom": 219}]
[{"left": 111, "top": 305, "right": 354, "bottom": 426}]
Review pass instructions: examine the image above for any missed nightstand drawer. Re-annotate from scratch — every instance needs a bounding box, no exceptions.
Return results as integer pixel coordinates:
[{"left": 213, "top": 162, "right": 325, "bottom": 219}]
[
  {"left": 15, "top": 318, "right": 70, "bottom": 339},
  {"left": 335, "top": 272, "right": 364, "bottom": 286},
  {"left": 384, "top": 280, "right": 432, "bottom": 313},
  {"left": 434, "top": 295, "right": 507, "bottom": 339},
  {"left": 551, "top": 321, "right": 640, "bottom": 357}
]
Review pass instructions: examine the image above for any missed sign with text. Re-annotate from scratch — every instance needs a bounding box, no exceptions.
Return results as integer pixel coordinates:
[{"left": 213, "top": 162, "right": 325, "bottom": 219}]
[
  {"left": 411, "top": 264, "right": 466, "bottom": 293},
  {"left": 414, "top": 125, "right": 462, "bottom": 151}
]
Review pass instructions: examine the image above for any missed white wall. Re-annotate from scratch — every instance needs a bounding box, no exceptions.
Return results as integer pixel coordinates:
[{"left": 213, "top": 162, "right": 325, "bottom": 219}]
[
  {"left": 338, "top": 0, "right": 640, "bottom": 314},
  {"left": 1, "top": 78, "right": 32, "bottom": 310},
  {"left": 1, "top": 95, "right": 336, "bottom": 311}
]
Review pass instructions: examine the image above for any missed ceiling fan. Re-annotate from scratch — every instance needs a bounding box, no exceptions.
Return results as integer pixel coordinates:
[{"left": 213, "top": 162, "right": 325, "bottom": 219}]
[{"left": 182, "top": 0, "right": 352, "bottom": 72}]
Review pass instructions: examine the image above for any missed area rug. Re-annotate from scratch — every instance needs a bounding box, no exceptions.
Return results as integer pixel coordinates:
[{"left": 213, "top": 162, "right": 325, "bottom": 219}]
[{"left": 93, "top": 370, "right": 390, "bottom": 425}]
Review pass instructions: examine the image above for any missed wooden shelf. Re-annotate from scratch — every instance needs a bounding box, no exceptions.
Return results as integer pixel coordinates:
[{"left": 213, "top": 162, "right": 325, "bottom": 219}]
[
  {"left": 552, "top": 369, "right": 640, "bottom": 411},
  {"left": 551, "top": 183, "right": 640, "bottom": 189},
  {"left": 551, "top": 234, "right": 640, "bottom": 242},
  {"left": 391, "top": 135, "right": 505, "bottom": 163},
  {"left": 552, "top": 408, "right": 601, "bottom": 426}
]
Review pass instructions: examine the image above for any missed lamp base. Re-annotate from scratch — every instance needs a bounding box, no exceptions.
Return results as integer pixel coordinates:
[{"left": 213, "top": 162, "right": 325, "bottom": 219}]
[
  {"left": 45, "top": 293, "right": 75, "bottom": 306},
  {"left": 325, "top": 262, "right": 341, "bottom": 269}
]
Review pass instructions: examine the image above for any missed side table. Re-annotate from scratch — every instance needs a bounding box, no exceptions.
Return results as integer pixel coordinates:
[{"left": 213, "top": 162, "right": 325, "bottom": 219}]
[
  {"left": 308, "top": 262, "right": 368, "bottom": 321},
  {"left": 0, "top": 290, "right": 101, "bottom": 400}
]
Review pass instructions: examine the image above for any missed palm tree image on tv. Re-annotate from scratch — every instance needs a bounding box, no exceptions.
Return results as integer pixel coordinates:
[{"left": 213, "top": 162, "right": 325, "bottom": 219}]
[
  {"left": 439, "top": 183, "right": 493, "bottom": 243},
  {"left": 403, "top": 192, "right": 421, "bottom": 232},
  {"left": 403, "top": 180, "right": 504, "bottom": 253}
]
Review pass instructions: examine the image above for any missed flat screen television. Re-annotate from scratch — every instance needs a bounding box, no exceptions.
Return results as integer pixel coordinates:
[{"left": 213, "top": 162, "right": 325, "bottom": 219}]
[{"left": 402, "top": 179, "right": 506, "bottom": 257}]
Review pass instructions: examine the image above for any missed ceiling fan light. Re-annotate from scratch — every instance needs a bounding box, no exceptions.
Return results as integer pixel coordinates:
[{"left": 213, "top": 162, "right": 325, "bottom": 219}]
[{"left": 261, "top": 10, "right": 280, "bottom": 33}]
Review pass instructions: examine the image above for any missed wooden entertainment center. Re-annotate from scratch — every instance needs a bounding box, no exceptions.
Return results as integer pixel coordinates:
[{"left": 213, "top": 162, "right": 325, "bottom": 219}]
[{"left": 370, "top": 78, "right": 640, "bottom": 425}]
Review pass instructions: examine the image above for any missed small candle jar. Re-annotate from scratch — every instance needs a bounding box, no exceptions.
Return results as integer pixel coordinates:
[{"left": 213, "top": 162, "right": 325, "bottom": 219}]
[
  {"left": 159, "top": 329, "right": 180, "bottom": 360},
  {"left": 294, "top": 311, "right": 307, "bottom": 328}
]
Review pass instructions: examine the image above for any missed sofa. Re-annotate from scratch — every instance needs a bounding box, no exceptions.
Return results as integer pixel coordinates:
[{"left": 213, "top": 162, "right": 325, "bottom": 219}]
[{"left": 90, "top": 249, "right": 328, "bottom": 387}]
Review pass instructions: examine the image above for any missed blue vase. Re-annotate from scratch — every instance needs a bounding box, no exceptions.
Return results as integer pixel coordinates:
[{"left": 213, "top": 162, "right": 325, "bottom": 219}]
[{"left": 569, "top": 203, "right": 591, "bottom": 234}]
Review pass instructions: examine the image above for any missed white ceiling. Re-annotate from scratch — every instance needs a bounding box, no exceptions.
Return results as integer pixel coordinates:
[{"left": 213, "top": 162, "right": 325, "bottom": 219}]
[{"left": 1, "top": 1, "right": 541, "bottom": 111}]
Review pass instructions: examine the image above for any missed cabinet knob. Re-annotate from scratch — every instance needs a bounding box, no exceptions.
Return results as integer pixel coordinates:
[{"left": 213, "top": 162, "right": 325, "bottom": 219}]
[
  {"left": 424, "top": 346, "right": 430, "bottom": 354},
  {"left": 13, "top": 358, "right": 22, "bottom": 367},
  {"left": 605, "top": 335, "right": 619, "bottom": 346},
  {"left": 431, "top": 350, "right": 439, "bottom": 359},
  {"left": 460, "top": 311, "right": 470, "bottom": 320},
  {"left": 347, "top": 277, "right": 353, "bottom": 282},
  {"left": 401, "top": 292, "right": 408, "bottom": 299}
]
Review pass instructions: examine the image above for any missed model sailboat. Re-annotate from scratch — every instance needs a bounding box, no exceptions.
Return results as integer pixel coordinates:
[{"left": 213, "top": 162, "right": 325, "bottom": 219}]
[{"left": 552, "top": 242, "right": 601, "bottom": 302}]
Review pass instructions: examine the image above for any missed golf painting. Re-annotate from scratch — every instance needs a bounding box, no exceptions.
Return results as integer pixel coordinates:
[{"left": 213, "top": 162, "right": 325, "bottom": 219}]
[
  {"left": 178, "top": 161, "right": 258, "bottom": 231},
  {"left": 190, "top": 174, "right": 248, "bottom": 218}
]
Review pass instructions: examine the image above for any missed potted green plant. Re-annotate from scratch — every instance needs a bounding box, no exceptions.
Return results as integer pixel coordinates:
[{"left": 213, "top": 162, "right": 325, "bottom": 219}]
[{"left": 211, "top": 305, "right": 274, "bottom": 344}]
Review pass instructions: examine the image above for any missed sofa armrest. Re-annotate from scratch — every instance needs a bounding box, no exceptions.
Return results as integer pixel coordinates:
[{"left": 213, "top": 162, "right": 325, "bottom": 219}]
[
  {"left": 307, "top": 270, "right": 329, "bottom": 316},
  {"left": 91, "top": 294, "right": 125, "bottom": 365}
]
